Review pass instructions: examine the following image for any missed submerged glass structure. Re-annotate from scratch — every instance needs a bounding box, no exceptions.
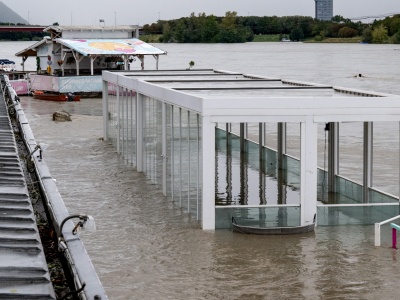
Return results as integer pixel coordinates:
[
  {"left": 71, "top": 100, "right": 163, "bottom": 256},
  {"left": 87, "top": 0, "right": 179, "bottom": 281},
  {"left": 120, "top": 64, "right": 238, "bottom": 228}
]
[{"left": 102, "top": 69, "right": 400, "bottom": 230}]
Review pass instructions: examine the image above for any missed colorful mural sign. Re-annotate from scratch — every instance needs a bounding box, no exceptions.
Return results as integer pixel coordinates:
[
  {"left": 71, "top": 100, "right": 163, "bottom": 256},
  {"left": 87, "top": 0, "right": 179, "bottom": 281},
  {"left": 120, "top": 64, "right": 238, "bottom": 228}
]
[{"left": 56, "top": 38, "right": 166, "bottom": 56}]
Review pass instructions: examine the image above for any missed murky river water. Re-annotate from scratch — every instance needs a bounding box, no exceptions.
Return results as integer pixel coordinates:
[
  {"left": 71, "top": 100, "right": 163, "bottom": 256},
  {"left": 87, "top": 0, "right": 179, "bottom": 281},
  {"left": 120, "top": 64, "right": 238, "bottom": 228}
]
[{"left": 3, "top": 41, "right": 400, "bottom": 299}]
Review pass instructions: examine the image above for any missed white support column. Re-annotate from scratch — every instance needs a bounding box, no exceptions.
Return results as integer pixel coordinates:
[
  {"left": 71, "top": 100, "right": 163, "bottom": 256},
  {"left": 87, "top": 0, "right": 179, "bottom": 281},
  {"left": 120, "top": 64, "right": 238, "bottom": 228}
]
[
  {"left": 156, "top": 55, "right": 159, "bottom": 70},
  {"left": 363, "top": 122, "right": 373, "bottom": 203},
  {"left": 123, "top": 55, "right": 129, "bottom": 71},
  {"left": 202, "top": 116, "right": 215, "bottom": 230},
  {"left": 328, "top": 122, "right": 339, "bottom": 193},
  {"left": 102, "top": 80, "right": 109, "bottom": 141},
  {"left": 300, "top": 117, "right": 318, "bottom": 226},
  {"left": 162, "top": 102, "right": 167, "bottom": 195},
  {"left": 136, "top": 93, "right": 144, "bottom": 172},
  {"left": 116, "top": 86, "right": 120, "bottom": 154},
  {"left": 90, "top": 56, "right": 94, "bottom": 75},
  {"left": 61, "top": 48, "right": 67, "bottom": 77}
]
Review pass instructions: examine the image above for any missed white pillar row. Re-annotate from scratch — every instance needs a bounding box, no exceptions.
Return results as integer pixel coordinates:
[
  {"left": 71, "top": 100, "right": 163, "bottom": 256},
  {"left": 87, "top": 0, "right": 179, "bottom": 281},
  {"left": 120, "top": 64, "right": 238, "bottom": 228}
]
[
  {"left": 136, "top": 93, "right": 144, "bottom": 172},
  {"left": 300, "top": 117, "right": 318, "bottom": 226},
  {"left": 363, "top": 122, "right": 373, "bottom": 203},
  {"left": 202, "top": 116, "right": 215, "bottom": 230},
  {"left": 90, "top": 56, "right": 94, "bottom": 75},
  {"left": 102, "top": 80, "right": 109, "bottom": 141}
]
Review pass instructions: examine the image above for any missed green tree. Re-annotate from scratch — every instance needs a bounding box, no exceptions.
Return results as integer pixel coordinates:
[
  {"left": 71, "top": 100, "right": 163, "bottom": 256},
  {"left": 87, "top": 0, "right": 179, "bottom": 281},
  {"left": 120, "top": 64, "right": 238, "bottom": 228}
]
[
  {"left": 338, "top": 27, "right": 358, "bottom": 38},
  {"left": 290, "top": 27, "right": 304, "bottom": 41},
  {"left": 391, "top": 28, "right": 400, "bottom": 44},
  {"left": 361, "top": 27, "right": 373, "bottom": 43},
  {"left": 372, "top": 24, "right": 388, "bottom": 43},
  {"left": 221, "top": 11, "right": 237, "bottom": 29}
]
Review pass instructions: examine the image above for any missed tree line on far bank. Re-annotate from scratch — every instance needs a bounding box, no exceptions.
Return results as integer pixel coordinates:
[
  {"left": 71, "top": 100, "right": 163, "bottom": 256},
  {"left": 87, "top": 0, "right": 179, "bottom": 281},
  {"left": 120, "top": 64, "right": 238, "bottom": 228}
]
[{"left": 142, "top": 12, "right": 400, "bottom": 43}]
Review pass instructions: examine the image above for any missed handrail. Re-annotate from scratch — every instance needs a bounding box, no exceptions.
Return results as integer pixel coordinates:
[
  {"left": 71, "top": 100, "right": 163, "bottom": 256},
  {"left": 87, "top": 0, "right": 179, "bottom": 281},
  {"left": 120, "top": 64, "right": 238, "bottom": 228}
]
[
  {"left": 390, "top": 223, "right": 400, "bottom": 249},
  {"left": 215, "top": 204, "right": 300, "bottom": 209},
  {"left": 318, "top": 203, "right": 399, "bottom": 207},
  {"left": 375, "top": 215, "right": 400, "bottom": 246}
]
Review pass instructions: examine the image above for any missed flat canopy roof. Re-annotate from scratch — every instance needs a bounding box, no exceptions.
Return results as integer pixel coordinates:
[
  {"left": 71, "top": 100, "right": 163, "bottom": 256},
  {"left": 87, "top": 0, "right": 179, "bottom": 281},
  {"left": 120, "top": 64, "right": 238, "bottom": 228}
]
[
  {"left": 56, "top": 38, "right": 167, "bottom": 56},
  {"left": 104, "top": 69, "right": 400, "bottom": 123}
]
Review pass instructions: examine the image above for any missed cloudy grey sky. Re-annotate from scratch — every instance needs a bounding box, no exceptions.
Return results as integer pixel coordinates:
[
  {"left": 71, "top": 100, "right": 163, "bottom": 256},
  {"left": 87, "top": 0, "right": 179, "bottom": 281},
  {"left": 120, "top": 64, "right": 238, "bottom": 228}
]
[{"left": 2, "top": 0, "right": 399, "bottom": 26}]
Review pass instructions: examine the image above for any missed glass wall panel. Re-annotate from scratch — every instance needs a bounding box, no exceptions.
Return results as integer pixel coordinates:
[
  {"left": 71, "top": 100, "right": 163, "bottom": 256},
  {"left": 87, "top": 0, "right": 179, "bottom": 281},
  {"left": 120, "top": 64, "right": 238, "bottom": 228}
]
[
  {"left": 339, "top": 122, "right": 363, "bottom": 183},
  {"left": 373, "top": 122, "right": 399, "bottom": 196},
  {"left": 216, "top": 207, "right": 301, "bottom": 229},
  {"left": 215, "top": 128, "right": 301, "bottom": 207},
  {"left": 317, "top": 204, "right": 400, "bottom": 225}
]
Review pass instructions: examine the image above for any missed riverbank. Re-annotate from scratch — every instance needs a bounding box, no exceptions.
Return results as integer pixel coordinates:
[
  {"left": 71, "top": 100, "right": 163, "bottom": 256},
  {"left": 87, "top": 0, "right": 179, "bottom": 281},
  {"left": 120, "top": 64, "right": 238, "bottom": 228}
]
[{"left": 141, "top": 34, "right": 364, "bottom": 43}]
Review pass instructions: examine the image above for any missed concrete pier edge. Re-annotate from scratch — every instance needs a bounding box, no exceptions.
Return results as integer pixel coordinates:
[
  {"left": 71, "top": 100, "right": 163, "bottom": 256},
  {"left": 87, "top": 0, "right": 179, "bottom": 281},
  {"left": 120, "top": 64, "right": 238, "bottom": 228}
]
[{"left": 2, "top": 75, "right": 108, "bottom": 300}]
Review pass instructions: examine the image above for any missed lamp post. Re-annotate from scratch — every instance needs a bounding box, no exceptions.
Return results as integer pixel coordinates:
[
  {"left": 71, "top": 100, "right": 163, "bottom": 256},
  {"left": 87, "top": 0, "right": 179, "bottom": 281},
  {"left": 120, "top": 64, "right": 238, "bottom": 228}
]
[{"left": 58, "top": 214, "right": 96, "bottom": 239}]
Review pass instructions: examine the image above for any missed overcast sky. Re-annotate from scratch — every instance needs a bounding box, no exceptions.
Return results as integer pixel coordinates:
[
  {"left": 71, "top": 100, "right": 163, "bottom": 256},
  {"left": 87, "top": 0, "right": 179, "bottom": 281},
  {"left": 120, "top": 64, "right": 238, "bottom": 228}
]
[{"left": 2, "top": 0, "right": 399, "bottom": 26}]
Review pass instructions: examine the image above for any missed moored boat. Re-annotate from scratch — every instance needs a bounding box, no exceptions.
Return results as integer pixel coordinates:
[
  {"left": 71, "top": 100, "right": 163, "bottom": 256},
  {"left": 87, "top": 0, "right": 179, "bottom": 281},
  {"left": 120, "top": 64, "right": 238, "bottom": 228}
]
[
  {"left": 32, "top": 90, "right": 80, "bottom": 102},
  {"left": 0, "top": 59, "right": 16, "bottom": 72}
]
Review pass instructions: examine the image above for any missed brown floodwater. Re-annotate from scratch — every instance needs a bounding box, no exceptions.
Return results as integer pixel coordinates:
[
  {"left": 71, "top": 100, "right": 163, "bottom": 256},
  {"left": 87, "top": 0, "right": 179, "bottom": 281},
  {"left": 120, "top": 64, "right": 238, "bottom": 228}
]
[{"left": 14, "top": 42, "right": 400, "bottom": 299}]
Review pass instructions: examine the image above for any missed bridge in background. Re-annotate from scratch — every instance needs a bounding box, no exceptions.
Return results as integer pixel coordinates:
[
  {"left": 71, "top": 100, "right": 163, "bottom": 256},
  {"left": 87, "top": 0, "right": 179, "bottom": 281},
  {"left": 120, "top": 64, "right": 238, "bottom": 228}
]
[
  {"left": 0, "top": 26, "right": 47, "bottom": 32},
  {"left": 349, "top": 12, "right": 400, "bottom": 21}
]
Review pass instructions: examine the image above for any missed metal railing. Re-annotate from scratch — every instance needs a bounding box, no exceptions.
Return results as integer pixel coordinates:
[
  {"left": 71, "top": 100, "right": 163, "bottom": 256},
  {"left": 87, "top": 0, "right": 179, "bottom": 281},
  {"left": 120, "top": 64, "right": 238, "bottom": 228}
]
[{"left": 375, "top": 215, "right": 400, "bottom": 246}]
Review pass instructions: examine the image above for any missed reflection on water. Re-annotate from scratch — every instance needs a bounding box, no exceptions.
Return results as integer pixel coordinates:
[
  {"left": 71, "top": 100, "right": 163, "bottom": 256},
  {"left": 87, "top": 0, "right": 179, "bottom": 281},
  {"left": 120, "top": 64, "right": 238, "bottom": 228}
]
[{"left": 215, "top": 129, "right": 300, "bottom": 206}]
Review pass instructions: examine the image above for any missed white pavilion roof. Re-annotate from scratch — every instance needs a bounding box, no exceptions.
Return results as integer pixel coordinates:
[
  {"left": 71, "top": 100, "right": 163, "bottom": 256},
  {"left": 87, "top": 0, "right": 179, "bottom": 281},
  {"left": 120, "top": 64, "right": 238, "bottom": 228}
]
[{"left": 56, "top": 38, "right": 167, "bottom": 57}]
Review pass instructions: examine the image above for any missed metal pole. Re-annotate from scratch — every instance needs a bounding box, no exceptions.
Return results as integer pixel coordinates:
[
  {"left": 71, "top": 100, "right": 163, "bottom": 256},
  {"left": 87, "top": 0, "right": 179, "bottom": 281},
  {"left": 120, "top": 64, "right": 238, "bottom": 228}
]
[
  {"left": 188, "top": 111, "right": 191, "bottom": 213},
  {"left": 196, "top": 114, "right": 200, "bottom": 220},
  {"left": 328, "top": 122, "right": 339, "bottom": 193},
  {"left": 277, "top": 122, "right": 287, "bottom": 170},
  {"left": 363, "top": 122, "right": 373, "bottom": 203},
  {"left": 131, "top": 90, "right": 134, "bottom": 165},
  {"left": 102, "top": 80, "right": 109, "bottom": 141},
  {"left": 162, "top": 102, "right": 167, "bottom": 195},
  {"left": 136, "top": 93, "right": 144, "bottom": 172},
  {"left": 116, "top": 86, "right": 120, "bottom": 154},
  {"left": 179, "top": 108, "right": 182, "bottom": 207},
  {"left": 171, "top": 106, "right": 175, "bottom": 202}
]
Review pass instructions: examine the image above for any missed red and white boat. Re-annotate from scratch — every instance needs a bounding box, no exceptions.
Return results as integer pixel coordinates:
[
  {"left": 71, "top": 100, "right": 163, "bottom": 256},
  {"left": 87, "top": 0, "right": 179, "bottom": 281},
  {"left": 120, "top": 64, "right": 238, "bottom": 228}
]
[{"left": 32, "top": 90, "right": 80, "bottom": 102}]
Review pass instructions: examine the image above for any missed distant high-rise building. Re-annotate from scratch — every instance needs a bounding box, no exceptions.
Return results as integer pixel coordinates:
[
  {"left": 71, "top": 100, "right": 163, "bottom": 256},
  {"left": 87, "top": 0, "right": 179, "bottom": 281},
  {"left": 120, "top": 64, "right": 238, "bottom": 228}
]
[{"left": 315, "top": 0, "right": 333, "bottom": 21}]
